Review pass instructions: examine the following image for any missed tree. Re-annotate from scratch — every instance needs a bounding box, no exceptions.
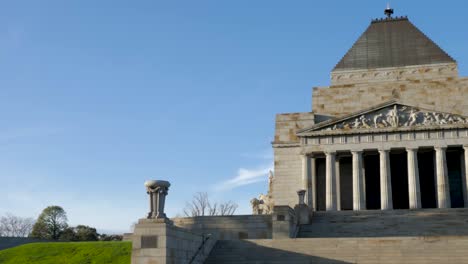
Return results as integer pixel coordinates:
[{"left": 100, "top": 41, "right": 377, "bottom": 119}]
[
  {"left": 0, "top": 213, "right": 35, "bottom": 237},
  {"left": 30, "top": 206, "right": 68, "bottom": 240},
  {"left": 99, "top": 234, "right": 123, "bottom": 241},
  {"left": 183, "top": 192, "right": 238, "bottom": 217},
  {"left": 75, "top": 225, "right": 99, "bottom": 241},
  {"left": 59, "top": 227, "right": 77, "bottom": 241},
  {"left": 59, "top": 225, "right": 99, "bottom": 241}
]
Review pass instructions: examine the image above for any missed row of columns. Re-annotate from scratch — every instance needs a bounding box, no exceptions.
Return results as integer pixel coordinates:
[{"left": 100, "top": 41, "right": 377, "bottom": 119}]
[{"left": 302, "top": 146, "right": 468, "bottom": 211}]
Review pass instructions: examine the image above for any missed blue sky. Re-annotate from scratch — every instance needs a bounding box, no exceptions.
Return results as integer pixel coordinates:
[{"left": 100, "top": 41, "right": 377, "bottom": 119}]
[{"left": 1, "top": 1, "right": 467, "bottom": 233}]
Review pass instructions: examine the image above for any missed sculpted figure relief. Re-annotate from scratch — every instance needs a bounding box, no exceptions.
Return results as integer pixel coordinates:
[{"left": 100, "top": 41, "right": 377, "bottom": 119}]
[
  {"left": 324, "top": 104, "right": 467, "bottom": 132},
  {"left": 251, "top": 170, "right": 275, "bottom": 215},
  {"left": 387, "top": 105, "right": 400, "bottom": 127},
  {"left": 405, "top": 109, "right": 418, "bottom": 127}
]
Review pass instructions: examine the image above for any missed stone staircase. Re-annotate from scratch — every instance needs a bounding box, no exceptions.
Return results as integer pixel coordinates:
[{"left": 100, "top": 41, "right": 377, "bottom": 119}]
[
  {"left": 299, "top": 208, "right": 468, "bottom": 238},
  {"left": 205, "top": 209, "right": 468, "bottom": 263},
  {"left": 205, "top": 236, "right": 468, "bottom": 264}
]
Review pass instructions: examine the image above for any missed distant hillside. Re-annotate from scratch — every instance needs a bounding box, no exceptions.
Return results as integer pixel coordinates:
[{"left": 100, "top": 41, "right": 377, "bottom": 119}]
[{"left": 0, "top": 241, "right": 131, "bottom": 264}]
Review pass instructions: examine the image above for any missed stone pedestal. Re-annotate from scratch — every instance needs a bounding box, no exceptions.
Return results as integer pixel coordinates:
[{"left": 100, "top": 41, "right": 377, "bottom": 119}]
[
  {"left": 272, "top": 206, "right": 297, "bottom": 239},
  {"left": 132, "top": 180, "right": 215, "bottom": 264},
  {"left": 294, "top": 190, "right": 311, "bottom": 225},
  {"left": 132, "top": 219, "right": 211, "bottom": 264}
]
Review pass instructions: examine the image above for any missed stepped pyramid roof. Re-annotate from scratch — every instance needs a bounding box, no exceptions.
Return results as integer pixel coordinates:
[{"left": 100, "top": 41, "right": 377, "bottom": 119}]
[{"left": 333, "top": 16, "right": 455, "bottom": 71}]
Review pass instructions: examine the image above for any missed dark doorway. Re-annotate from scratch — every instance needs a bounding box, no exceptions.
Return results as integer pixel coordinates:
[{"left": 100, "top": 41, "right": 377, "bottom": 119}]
[
  {"left": 390, "top": 151, "right": 409, "bottom": 209},
  {"left": 447, "top": 148, "right": 464, "bottom": 208},
  {"left": 339, "top": 157, "right": 353, "bottom": 210},
  {"left": 418, "top": 150, "right": 437, "bottom": 208},
  {"left": 364, "top": 153, "right": 381, "bottom": 210},
  {"left": 316, "top": 158, "right": 326, "bottom": 211}
]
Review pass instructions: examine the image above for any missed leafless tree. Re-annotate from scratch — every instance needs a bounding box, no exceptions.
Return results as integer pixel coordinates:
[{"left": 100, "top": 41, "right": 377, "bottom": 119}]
[
  {"left": 183, "top": 192, "right": 238, "bottom": 217},
  {"left": 0, "top": 213, "right": 35, "bottom": 237},
  {"left": 219, "top": 201, "right": 238, "bottom": 215}
]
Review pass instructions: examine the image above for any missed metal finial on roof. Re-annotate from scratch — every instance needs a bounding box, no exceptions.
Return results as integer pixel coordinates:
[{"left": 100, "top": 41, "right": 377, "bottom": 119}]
[{"left": 384, "top": 3, "right": 394, "bottom": 18}]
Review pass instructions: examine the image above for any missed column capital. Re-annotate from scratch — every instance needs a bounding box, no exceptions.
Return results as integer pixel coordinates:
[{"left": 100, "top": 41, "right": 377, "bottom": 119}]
[
  {"left": 305, "top": 153, "right": 318, "bottom": 158},
  {"left": 378, "top": 149, "right": 390, "bottom": 153},
  {"left": 324, "top": 151, "right": 336, "bottom": 156},
  {"left": 434, "top": 146, "right": 447, "bottom": 151},
  {"left": 351, "top": 150, "right": 363, "bottom": 155},
  {"left": 406, "top": 147, "right": 419, "bottom": 152},
  {"left": 463, "top": 145, "right": 468, "bottom": 151}
]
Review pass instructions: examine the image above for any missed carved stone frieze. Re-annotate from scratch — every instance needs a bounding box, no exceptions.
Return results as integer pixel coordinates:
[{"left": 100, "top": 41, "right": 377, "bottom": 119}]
[{"left": 323, "top": 105, "right": 468, "bottom": 132}]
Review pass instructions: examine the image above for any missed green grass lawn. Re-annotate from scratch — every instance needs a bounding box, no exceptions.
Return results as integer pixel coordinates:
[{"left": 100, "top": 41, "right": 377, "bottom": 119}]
[{"left": 0, "top": 241, "right": 131, "bottom": 264}]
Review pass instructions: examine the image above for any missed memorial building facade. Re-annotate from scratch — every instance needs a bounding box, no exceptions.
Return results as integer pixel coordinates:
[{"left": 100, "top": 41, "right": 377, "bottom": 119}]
[{"left": 272, "top": 15, "right": 468, "bottom": 212}]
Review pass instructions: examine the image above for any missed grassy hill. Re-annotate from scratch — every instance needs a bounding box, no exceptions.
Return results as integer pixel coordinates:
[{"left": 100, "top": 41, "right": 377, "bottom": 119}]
[{"left": 0, "top": 241, "right": 131, "bottom": 264}]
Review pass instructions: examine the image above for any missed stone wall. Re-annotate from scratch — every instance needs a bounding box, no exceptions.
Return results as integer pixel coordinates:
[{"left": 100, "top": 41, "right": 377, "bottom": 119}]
[
  {"left": 313, "top": 69, "right": 468, "bottom": 118},
  {"left": 131, "top": 219, "right": 216, "bottom": 264},
  {"left": 172, "top": 215, "right": 272, "bottom": 240},
  {"left": 206, "top": 236, "right": 468, "bottom": 263},
  {"left": 272, "top": 146, "right": 303, "bottom": 208},
  {"left": 272, "top": 112, "right": 315, "bottom": 208},
  {"left": 274, "top": 112, "right": 315, "bottom": 144}
]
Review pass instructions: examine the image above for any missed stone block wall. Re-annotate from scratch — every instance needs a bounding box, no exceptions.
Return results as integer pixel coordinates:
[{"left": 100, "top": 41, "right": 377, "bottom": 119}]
[
  {"left": 274, "top": 112, "right": 315, "bottom": 144},
  {"left": 272, "top": 146, "right": 303, "bottom": 208},
  {"left": 131, "top": 219, "right": 216, "bottom": 264},
  {"left": 313, "top": 69, "right": 468, "bottom": 118},
  {"left": 172, "top": 215, "right": 272, "bottom": 240},
  {"left": 272, "top": 112, "right": 315, "bottom": 208}
]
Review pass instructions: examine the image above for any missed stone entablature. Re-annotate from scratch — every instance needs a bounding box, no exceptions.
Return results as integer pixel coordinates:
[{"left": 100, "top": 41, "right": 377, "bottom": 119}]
[
  {"left": 300, "top": 127, "right": 468, "bottom": 151},
  {"left": 331, "top": 63, "right": 458, "bottom": 85}
]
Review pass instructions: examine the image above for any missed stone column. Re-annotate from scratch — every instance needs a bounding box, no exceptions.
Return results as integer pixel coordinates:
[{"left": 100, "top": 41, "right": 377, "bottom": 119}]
[
  {"left": 463, "top": 146, "right": 468, "bottom": 208},
  {"left": 148, "top": 189, "right": 154, "bottom": 218},
  {"left": 379, "top": 149, "right": 393, "bottom": 210},
  {"left": 325, "top": 151, "right": 337, "bottom": 211},
  {"left": 435, "top": 147, "right": 451, "bottom": 208},
  {"left": 335, "top": 157, "right": 341, "bottom": 211},
  {"left": 406, "top": 148, "right": 421, "bottom": 209},
  {"left": 145, "top": 180, "right": 171, "bottom": 219},
  {"left": 352, "top": 150, "right": 366, "bottom": 210},
  {"left": 301, "top": 155, "right": 309, "bottom": 206},
  {"left": 310, "top": 156, "right": 317, "bottom": 211}
]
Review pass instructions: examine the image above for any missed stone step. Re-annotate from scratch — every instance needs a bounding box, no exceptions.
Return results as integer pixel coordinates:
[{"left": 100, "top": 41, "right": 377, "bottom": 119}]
[
  {"left": 298, "top": 208, "right": 468, "bottom": 238},
  {"left": 205, "top": 236, "right": 468, "bottom": 264}
]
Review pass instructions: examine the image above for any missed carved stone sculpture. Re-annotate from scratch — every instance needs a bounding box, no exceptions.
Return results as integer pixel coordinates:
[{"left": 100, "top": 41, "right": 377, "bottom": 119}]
[
  {"left": 251, "top": 171, "right": 275, "bottom": 215},
  {"left": 250, "top": 198, "right": 262, "bottom": 215},
  {"left": 320, "top": 104, "right": 468, "bottom": 131},
  {"left": 405, "top": 109, "right": 418, "bottom": 127},
  {"left": 145, "top": 180, "right": 170, "bottom": 219},
  {"left": 387, "top": 105, "right": 400, "bottom": 127}
]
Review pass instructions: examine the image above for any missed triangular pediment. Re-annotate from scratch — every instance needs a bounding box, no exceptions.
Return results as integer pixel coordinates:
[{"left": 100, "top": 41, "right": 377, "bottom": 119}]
[{"left": 298, "top": 101, "right": 468, "bottom": 136}]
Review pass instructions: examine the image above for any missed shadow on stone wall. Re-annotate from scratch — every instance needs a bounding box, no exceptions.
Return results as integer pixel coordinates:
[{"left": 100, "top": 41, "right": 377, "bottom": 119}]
[
  {"left": 172, "top": 214, "right": 272, "bottom": 240},
  {"left": 205, "top": 239, "right": 352, "bottom": 263},
  {"left": 300, "top": 208, "right": 468, "bottom": 238}
]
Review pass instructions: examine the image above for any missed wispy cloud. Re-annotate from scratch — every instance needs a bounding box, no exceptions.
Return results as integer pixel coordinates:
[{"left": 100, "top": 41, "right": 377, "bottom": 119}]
[{"left": 215, "top": 164, "right": 273, "bottom": 191}]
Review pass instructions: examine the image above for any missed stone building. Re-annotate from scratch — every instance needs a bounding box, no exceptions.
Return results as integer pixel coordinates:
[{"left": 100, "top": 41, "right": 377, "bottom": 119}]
[
  {"left": 131, "top": 10, "right": 468, "bottom": 263},
  {"left": 272, "top": 14, "right": 468, "bottom": 213}
]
